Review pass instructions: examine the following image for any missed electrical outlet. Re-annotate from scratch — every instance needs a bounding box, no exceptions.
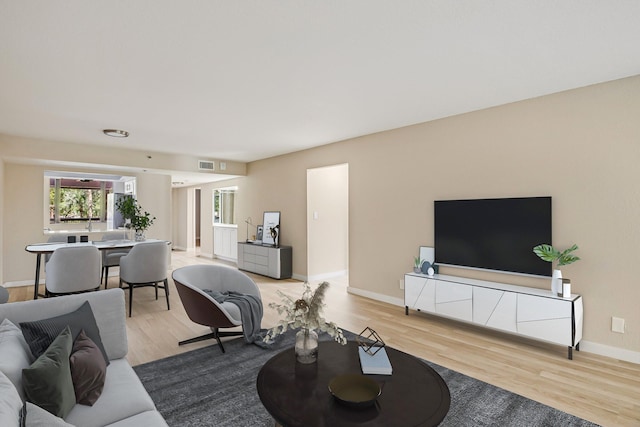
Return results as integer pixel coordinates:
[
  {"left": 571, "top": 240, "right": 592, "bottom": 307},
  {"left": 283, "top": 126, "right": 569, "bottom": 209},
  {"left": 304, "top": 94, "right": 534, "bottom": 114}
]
[
  {"left": 612, "top": 317, "right": 625, "bottom": 333},
  {"left": 399, "top": 279, "right": 404, "bottom": 290}
]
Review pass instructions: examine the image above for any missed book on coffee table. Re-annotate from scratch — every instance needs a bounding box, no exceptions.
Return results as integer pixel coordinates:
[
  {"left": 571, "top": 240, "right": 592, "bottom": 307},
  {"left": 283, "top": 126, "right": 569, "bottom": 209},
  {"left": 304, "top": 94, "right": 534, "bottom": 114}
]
[{"left": 358, "top": 346, "right": 392, "bottom": 375}]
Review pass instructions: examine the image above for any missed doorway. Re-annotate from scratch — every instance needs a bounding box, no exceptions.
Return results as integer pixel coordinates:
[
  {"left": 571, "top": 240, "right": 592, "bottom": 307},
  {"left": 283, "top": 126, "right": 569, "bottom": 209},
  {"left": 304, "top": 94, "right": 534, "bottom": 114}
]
[
  {"left": 195, "top": 189, "right": 201, "bottom": 250},
  {"left": 306, "top": 164, "right": 349, "bottom": 282}
]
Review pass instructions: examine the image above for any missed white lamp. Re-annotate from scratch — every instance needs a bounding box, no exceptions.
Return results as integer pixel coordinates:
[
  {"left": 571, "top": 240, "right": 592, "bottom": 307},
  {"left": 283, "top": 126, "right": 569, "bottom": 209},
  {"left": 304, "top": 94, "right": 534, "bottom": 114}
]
[{"left": 245, "top": 217, "right": 253, "bottom": 242}]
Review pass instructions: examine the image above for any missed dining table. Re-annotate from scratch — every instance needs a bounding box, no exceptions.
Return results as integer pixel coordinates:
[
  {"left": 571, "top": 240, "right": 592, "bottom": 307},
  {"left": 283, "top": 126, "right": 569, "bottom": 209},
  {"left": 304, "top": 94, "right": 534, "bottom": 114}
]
[{"left": 24, "top": 239, "right": 168, "bottom": 299}]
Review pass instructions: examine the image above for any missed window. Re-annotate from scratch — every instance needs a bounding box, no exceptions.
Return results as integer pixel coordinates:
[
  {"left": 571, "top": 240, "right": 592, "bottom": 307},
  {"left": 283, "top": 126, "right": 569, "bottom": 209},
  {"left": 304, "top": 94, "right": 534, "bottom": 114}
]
[
  {"left": 213, "top": 187, "right": 237, "bottom": 225},
  {"left": 45, "top": 171, "right": 135, "bottom": 227},
  {"left": 49, "top": 178, "right": 109, "bottom": 223}
]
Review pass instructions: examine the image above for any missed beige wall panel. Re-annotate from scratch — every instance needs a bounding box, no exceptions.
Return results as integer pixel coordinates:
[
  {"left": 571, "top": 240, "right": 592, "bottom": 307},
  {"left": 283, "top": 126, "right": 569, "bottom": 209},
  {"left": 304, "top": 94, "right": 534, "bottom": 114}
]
[
  {"left": 171, "top": 188, "right": 187, "bottom": 250},
  {"left": 199, "top": 185, "right": 214, "bottom": 257},
  {"left": 135, "top": 172, "right": 172, "bottom": 242},
  {"left": 2, "top": 163, "right": 51, "bottom": 285},
  {"left": 237, "top": 76, "right": 640, "bottom": 354},
  {"left": 0, "top": 159, "right": 4, "bottom": 284}
]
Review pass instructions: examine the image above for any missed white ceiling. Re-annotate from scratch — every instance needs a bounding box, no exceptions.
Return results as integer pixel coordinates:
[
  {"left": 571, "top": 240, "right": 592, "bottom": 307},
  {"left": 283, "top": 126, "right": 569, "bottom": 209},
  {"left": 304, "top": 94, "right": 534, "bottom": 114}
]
[{"left": 1, "top": 1, "right": 639, "bottom": 171}]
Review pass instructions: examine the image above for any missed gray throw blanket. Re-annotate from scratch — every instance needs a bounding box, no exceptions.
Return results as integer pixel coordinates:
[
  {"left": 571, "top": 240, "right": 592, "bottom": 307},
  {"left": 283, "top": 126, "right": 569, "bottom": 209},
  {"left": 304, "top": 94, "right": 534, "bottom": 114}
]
[{"left": 202, "top": 289, "right": 263, "bottom": 344}]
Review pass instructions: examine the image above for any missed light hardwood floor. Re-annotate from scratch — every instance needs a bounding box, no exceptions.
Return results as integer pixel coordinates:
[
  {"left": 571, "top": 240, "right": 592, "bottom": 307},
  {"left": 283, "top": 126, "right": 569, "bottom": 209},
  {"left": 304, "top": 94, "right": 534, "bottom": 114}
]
[{"left": 7, "top": 250, "right": 639, "bottom": 426}]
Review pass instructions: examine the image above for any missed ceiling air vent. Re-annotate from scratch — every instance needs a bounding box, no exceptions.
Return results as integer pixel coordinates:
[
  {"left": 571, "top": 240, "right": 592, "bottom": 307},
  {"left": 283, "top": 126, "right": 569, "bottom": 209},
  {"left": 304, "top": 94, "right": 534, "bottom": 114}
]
[{"left": 198, "top": 160, "right": 215, "bottom": 171}]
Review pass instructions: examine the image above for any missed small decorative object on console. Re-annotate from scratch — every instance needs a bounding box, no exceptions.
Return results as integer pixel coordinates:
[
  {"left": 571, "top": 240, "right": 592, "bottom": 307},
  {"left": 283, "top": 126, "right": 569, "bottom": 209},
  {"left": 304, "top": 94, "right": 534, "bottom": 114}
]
[
  {"left": 413, "top": 256, "right": 423, "bottom": 274},
  {"left": 421, "top": 261, "right": 431, "bottom": 275}
]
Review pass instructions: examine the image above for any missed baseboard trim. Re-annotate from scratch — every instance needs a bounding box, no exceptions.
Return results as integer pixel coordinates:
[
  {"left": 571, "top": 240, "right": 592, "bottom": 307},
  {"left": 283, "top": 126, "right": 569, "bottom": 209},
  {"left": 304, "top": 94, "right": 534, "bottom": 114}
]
[
  {"left": 3, "top": 280, "right": 36, "bottom": 288},
  {"left": 291, "top": 273, "right": 307, "bottom": 282},
  {"left": 346, "top": 286, "right": 640, "bottom": 365},
  {"left": 307, "top": 270, "right": 348, "bottom": 282},
  {"left": 579, "top": 340, "right": 640, "bottom": 364},
  {"left": 346, "top": 286, "right": 404, "bottom": 307}
]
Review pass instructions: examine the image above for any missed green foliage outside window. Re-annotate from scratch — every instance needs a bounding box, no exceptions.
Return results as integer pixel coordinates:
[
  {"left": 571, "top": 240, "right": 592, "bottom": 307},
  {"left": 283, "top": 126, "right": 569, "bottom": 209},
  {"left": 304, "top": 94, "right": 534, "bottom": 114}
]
[{"left": 49, "top": 186, "right": 104, "bottom": 223}]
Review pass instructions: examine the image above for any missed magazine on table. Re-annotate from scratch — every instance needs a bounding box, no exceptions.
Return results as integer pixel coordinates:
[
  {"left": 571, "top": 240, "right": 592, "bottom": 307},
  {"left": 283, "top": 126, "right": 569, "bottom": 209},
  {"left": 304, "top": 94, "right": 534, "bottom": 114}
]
[{"left": 358, "top": 346, "right": 392, "bottom": 375}]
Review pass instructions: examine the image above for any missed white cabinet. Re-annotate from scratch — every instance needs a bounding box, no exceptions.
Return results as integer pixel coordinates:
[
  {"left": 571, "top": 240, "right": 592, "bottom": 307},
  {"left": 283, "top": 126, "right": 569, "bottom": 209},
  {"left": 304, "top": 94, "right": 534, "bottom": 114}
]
[
  {"left": 405, "top": 273, "right": 583, "bottom": 359},
  {"left": 435, "top": 280, "right": 472, "bottom": 322},
  {"left": 237, "top": 242, "right": 292, "bottom": 279},
  {"left": 404, "top": 275, "right": 436, "bottom": 313},
  {"left": 517, "top": 294, "right": 573, "bottom": 346},
  {"left": 213, "top": 225, "right": 238, "bottom": 261},
  {"left": 473, "top": 287, "right": 517, "bottom": 333}
]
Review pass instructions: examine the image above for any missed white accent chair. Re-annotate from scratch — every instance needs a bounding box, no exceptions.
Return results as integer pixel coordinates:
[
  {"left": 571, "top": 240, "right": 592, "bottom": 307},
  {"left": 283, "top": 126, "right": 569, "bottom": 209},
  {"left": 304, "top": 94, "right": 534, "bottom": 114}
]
[
  {"left": 172, "top": 264, "right": 262, "bottom": 353},
  {"left": 100, "top": 231, "right": 130, "bottom": 288},
  {"left": 119, "top": 241, "right": 170, "bottom": 317},
  {"left": 45, "top": 246, "right": 102, "bottom": 296}
]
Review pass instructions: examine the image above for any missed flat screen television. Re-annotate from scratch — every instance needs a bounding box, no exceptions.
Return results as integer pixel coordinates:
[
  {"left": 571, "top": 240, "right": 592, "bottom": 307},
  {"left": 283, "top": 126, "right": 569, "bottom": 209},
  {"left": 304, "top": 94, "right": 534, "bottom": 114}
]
[{"left": 434, "top": 197, "right": 552, "bottom": 277}]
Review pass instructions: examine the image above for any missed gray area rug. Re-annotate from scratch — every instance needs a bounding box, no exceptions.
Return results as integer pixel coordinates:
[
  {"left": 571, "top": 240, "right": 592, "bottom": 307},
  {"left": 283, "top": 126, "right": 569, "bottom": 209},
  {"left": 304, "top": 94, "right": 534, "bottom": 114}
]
[{"left": 133, "top": 330, "right": 599, "bottom": 427}]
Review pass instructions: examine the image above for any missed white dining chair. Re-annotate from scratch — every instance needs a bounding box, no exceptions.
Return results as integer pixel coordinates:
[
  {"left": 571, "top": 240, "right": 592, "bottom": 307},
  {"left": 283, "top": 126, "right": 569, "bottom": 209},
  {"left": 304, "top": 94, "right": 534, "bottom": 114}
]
[
  {"left": 119, "top": 241, "right": 170, "bottom": 317},
  {"left": 45, "top": 246, "right": 101, "bottom": 296},
  {"left": 100, "top": 231, "right": 130, "bottom": 288},
  {"left": 44, "top": 234, "right": 72, "bottom": 263}
]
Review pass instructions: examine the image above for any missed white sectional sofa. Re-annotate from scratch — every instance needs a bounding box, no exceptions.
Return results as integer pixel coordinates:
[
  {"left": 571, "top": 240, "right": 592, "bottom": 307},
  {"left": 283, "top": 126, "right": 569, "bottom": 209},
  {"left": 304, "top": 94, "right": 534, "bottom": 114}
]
[{"left": 0, "top": 288, "right": 167, "bottom": 427}]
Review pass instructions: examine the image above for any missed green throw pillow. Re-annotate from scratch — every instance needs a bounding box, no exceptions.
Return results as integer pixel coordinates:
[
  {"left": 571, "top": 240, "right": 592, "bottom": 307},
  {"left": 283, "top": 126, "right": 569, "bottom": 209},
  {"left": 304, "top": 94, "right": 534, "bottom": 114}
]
[{"left": 22, "top": 326, "right": 76, "bottom": 419}]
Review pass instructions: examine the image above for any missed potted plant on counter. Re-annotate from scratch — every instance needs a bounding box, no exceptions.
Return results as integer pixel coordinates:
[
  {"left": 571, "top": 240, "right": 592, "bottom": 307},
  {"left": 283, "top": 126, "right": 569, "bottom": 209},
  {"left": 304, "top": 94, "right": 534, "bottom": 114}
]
[
  {"left": 413, "top": 256, "right": 424, "bottom": 274},
  {"left": 533, "top": 244, "right": 580, "bottom": 295},
  {"left": 116, "top": 197, "right": 156, "bottom": 241}
]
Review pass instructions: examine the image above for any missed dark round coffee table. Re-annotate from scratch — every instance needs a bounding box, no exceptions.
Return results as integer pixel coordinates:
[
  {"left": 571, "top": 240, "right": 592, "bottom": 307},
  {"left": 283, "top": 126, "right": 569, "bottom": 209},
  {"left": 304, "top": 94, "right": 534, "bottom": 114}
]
[{"left": 256, "top": 341, "right": 450, "bottom": 427}]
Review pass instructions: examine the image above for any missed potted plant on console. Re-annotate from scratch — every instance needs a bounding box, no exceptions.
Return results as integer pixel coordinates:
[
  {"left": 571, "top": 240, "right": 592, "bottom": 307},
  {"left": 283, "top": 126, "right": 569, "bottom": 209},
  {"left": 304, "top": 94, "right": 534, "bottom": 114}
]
[
  {"left": 533, "top": 244, "right": 580, "bottom": 296},
  {"left": 116, "top": 197, "right": 156, "bottom": 241}
]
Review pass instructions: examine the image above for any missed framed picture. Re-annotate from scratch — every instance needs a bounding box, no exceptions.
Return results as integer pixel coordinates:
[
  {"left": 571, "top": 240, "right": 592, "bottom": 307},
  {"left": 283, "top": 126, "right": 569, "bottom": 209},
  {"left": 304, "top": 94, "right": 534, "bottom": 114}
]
[
  {"left": 256, "top": 225, "right": 263, "bottom": 241},
  {"left": 262, "top": 211, "right": 280, "bottom": 246}
]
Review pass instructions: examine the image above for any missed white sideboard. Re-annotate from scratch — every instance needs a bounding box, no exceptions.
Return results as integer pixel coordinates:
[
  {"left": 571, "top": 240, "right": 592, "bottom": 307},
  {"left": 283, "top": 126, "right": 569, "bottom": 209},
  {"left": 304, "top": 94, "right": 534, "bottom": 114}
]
[
  {"left": 404, "top": 273, "right": 583, "bottom": 359},
  {"left": 237, "top": 242, "right": 292, "bottom": 279}
]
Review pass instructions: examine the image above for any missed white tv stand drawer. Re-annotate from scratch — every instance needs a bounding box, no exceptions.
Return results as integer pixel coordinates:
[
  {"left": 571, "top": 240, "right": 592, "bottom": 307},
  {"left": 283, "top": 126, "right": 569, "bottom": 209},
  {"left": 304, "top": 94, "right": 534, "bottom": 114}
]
[{"left": 404, "top": 273, "right": 583, "bottom": 359}]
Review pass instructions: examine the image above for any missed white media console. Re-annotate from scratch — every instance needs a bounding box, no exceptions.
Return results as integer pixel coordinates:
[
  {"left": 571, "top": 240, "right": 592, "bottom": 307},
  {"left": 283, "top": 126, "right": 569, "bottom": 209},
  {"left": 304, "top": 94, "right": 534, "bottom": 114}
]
[{"left": 404, "top": 273, "right": 583, "bottom": 359}]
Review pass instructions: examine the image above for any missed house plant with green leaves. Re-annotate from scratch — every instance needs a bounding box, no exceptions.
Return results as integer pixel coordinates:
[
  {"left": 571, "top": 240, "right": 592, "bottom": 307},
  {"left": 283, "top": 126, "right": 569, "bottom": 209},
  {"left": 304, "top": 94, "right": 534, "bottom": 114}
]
[
  {"left": 116, "top": 197, "right": 156, "bottom": 241},
  {"left": 533, "top": 244, "right": 580, "bottom": 295}
]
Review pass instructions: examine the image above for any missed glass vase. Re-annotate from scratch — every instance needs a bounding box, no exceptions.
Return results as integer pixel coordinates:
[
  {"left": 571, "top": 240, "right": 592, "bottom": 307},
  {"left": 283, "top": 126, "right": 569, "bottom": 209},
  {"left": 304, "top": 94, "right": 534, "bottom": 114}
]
[{"left": 295, "top": 329, "right": 318, "bottom": 364}]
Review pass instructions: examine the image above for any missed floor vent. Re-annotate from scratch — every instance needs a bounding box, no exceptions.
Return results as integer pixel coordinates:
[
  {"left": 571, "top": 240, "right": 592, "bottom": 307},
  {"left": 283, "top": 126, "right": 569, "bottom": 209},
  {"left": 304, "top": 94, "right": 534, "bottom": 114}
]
[{"left": 198, "top": 160, "right": 215, "bottom": 171}]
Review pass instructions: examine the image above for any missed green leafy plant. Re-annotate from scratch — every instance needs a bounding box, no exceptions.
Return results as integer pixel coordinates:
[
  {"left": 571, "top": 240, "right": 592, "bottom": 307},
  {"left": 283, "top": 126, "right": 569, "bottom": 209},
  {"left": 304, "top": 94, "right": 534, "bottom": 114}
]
[
  {"left": 533, "top": 244, "right": 580, "bottom": 266},
  {"left": 116, "top": 197, "right": 155, "bottom": 232},
  {"left": 414, "top": 256, "right": 424, "bottom": 269},
  {"left": 131, "top": 208, "right": 155, "bottom": 232}
]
